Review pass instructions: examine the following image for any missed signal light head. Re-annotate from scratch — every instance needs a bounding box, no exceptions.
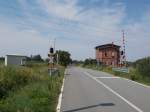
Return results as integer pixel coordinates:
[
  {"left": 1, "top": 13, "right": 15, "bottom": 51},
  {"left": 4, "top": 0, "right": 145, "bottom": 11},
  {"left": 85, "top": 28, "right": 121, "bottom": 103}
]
[{"left": 50, "top": 47, "right": 54, "bottom": 54}]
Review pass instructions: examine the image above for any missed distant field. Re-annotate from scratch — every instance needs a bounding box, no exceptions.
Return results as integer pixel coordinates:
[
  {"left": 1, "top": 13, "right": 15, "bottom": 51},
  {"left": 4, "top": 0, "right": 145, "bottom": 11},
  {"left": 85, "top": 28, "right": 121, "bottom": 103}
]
[{"left": 0, "top": 62, "right": 64, "bottom": 112}]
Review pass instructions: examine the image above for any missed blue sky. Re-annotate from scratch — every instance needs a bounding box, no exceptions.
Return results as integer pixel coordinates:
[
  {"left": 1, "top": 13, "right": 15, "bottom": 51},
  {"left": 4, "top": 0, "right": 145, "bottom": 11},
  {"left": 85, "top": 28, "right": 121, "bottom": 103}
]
[{"left": 0, "top": 0, "right": 150, "bottom": 61}]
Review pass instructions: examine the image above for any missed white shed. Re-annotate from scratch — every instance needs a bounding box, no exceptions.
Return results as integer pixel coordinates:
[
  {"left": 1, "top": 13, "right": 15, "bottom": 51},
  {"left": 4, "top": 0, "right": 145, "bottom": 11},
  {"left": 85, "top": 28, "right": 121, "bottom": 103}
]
[{"left": 5, "top": 55, "right": 26, "bottom": 66}]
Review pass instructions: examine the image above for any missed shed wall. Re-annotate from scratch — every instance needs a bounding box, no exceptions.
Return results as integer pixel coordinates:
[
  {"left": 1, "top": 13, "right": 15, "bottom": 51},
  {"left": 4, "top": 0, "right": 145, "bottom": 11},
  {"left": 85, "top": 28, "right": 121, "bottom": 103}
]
[{"left": 5, "top": 56, "right": 26, "bottom": 66}]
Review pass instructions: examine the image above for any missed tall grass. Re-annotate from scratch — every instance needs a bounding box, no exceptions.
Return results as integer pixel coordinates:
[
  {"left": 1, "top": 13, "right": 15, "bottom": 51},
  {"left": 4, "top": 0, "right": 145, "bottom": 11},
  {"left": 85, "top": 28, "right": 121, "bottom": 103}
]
[
  {"left": 0, "top": 63, "right": 64, "bottom": 112},
  {"left": 0, "top": 60, "right": 4, "bottom": 67},
  {"left": 0, "top": 66, "right": 38, "bottom": 98}
]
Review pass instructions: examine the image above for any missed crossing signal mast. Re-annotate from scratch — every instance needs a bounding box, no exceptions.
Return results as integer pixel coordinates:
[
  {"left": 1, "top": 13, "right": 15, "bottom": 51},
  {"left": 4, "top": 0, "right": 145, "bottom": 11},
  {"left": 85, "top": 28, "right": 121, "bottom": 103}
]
[
  {"left": 48, "top": 39, "right": 57, "bottom": 76},
  {"left": 120, "top": 30, "right": 126, "bottom": 67}
]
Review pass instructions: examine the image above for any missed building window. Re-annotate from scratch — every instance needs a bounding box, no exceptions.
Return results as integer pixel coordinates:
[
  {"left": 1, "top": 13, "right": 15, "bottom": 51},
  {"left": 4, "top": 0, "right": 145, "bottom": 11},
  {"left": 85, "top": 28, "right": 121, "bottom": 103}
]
[
  {"left": 105, "top": 52, "right": 107, "bottom": 57},
  {"left": 112, "top": 52, "right": 115, "bottom": 57}
]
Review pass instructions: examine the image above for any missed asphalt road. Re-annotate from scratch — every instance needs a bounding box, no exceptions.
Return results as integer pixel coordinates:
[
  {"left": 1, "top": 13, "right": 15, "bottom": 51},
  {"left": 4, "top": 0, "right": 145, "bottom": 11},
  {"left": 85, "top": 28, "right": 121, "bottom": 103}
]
[{"left": 60, "top": 67, "right": 150, "bottom": 112}]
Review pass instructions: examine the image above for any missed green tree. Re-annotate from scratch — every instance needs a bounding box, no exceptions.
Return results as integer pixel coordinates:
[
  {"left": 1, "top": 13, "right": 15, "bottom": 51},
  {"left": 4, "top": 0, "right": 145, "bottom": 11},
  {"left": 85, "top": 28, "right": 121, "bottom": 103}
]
[
  {"left": 134, "top": 57, "right": 150, "bottom": 77},
  {"left": 32, "top": 54, "right": 43, "bottom": 62},
  {"left": 83, "top": 58, "right": 97, "bottom": 66},
  {"left": 55, "top": 50, "right": 72, "bottom": 66},
  {"left": 0, "top": 57, "right": 4, "bottom": 61},
  {"left": 72, "top": 60, "right": 84, "bottom": 66}
]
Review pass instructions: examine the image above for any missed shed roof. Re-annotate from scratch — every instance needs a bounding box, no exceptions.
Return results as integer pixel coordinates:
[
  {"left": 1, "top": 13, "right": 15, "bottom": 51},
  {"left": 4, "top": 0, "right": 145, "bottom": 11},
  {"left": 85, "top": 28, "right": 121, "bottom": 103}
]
[{"left": 6, "top": 55, "right": 27, "bottom": 58}]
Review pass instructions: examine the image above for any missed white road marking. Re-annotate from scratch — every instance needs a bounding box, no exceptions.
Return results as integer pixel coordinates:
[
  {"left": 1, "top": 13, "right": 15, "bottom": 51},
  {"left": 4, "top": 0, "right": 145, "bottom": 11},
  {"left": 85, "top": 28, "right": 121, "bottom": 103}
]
[
  {"left": 95, "top": 76, "right": 120, "bottom": 79},
  {"left": 84, "top": 72, "right": 143, "bottom": 112},
  {"left": 56, "top": 70, "right": 66, "bottom": 112}
]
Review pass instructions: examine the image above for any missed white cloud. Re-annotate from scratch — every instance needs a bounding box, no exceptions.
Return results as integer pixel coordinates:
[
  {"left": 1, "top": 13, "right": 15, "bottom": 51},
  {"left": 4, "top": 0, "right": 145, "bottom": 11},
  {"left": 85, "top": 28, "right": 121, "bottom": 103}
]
[
  {"left": 0, "top": 22, "right": 50, "bottom": 58},
  {"left": 0, "top": 0, "right": 126, "bottom": 60},
  {"left": 0, "top": 0, "right": 150, "bottom": 61},
  {"left": 125, "top": 12, "right": 150, "bottom": 61},
  {"left": 38, "top": 0, "right": 80, "bottom": 21}
]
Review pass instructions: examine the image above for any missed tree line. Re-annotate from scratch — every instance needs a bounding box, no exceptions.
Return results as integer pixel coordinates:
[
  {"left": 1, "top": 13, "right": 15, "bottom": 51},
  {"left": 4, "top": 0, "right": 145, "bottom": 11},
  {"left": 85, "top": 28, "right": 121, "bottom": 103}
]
[
  {"left": 133, "top": 57, "right": 150, "bottom": 78},
  {"left": 26, "top": 50, "right": 72, "bottom": 67},
  {"left": 72, "top": 57, "right": 150, "bottom": 78}
]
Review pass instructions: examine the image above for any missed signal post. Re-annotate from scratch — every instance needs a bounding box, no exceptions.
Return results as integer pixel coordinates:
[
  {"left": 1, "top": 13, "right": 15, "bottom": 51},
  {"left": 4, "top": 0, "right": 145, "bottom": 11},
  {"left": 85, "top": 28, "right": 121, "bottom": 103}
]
[{"left": 48, "top": 47, "right": 55, "bottom": 76}]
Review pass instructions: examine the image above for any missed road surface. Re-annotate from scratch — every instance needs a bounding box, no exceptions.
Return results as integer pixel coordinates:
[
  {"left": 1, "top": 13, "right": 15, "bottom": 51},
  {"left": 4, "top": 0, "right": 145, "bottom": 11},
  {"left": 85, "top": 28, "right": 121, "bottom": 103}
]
[{"left": 60, "top": 67, "right": 150, "bottom": 112}]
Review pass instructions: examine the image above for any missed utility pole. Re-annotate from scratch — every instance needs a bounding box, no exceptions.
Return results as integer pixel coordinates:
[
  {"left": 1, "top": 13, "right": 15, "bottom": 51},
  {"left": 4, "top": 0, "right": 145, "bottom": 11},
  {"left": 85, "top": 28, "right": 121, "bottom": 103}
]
[{"left": 54, "top": 38, "right": 56, "bottom": 54}]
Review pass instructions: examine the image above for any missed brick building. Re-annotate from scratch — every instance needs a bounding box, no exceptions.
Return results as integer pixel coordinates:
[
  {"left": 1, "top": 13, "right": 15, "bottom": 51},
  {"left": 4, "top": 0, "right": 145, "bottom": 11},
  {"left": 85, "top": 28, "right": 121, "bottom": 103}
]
[{"left": 95, "top": 43, "right": 120, "bottom": 67}]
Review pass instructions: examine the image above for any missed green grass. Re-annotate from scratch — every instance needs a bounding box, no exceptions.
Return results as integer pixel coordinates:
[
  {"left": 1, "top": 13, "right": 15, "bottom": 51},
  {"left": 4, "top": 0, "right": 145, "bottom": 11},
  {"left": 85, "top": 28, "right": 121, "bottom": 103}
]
[
  {"left": 0, "top": 62, "right": 64, "bottom": 112},
  {"left": 135, "top": 76, "right": 150, "bottom": 86}
]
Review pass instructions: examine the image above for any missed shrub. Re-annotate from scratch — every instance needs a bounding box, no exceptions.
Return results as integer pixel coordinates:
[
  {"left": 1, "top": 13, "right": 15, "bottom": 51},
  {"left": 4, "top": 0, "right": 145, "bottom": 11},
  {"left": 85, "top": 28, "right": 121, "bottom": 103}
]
[
  {"left": 83, "top": 58, "right": 97, "bottom": 67},
  {"left": 0, "top": 66, "right": 38, "bottom": 98},
  {"left": 0, "top": 82, "right": 51, "bottom": 112},
  {"left": 0, "top": 66, "right": 64, "bottom": 112},
  {"left": 134, "top": 57, "right": 150, "bottom": 77},
  {"left": 130, "top": 74, "right": 138, "bottom": 81}
]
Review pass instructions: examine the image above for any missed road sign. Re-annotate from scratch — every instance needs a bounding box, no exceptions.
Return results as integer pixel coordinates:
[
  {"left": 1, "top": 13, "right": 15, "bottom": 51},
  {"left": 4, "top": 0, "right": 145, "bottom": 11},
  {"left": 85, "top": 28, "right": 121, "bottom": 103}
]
[{"left": 112, "top": 67, "right": 129, "bottom": 73}]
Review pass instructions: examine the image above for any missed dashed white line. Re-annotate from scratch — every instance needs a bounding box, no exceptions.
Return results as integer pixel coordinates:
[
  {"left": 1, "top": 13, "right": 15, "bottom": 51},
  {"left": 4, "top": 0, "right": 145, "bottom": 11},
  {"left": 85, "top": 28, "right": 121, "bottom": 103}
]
[
  {"left": 84, "top": 71, "right": 143, "bottom": 112},
  {"left": 95, "top": 76, "right": 120, "bottom": 79}
]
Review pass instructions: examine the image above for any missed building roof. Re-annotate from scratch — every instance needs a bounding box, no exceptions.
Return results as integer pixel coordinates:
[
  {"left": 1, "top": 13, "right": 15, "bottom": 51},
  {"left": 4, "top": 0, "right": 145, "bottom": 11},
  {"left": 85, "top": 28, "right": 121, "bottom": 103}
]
[
  {"left": 95, "top": 43, "right": 120, "bottom": 49},
  {"left": 6, "top": 54, "right": 27, "bottom": 57}
]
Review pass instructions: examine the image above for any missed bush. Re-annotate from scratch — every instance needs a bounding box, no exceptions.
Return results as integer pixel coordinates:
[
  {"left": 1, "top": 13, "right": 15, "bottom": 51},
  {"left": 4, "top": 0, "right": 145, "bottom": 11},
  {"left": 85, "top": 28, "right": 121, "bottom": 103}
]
[
  {"left": 0, "top": 81, "right": 52, "bottom": 112},
  {"left": 134, "top": 57, "right": 150, "bottom": 77},
  {"left": 128, "top": 68, "right": 139, "bottom": 81},
  {"left": 0, "top": 66, "right": 38, "bottom": 98},
  {"left": 130, "top": 74, "right": 138, "bottom": 81},
  {"left": 0, "top": 68, "right": 64, "bottom": 112},
  {"left": 0, "top": 63, "right": 64, "bottom": 112},
  {"left": 83, "top": 58, "right": 97, "bottom": 66}
]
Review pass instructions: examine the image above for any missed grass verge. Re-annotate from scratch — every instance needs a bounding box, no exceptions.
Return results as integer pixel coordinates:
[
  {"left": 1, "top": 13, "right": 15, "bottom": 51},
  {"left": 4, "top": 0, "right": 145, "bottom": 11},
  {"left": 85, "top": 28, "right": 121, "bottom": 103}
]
[
  {"left": 0, "top": 63, "right": 64, "bottom": 112},
  {"left": 83, "top": 65, "right": 150, "bottom": 86}
]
